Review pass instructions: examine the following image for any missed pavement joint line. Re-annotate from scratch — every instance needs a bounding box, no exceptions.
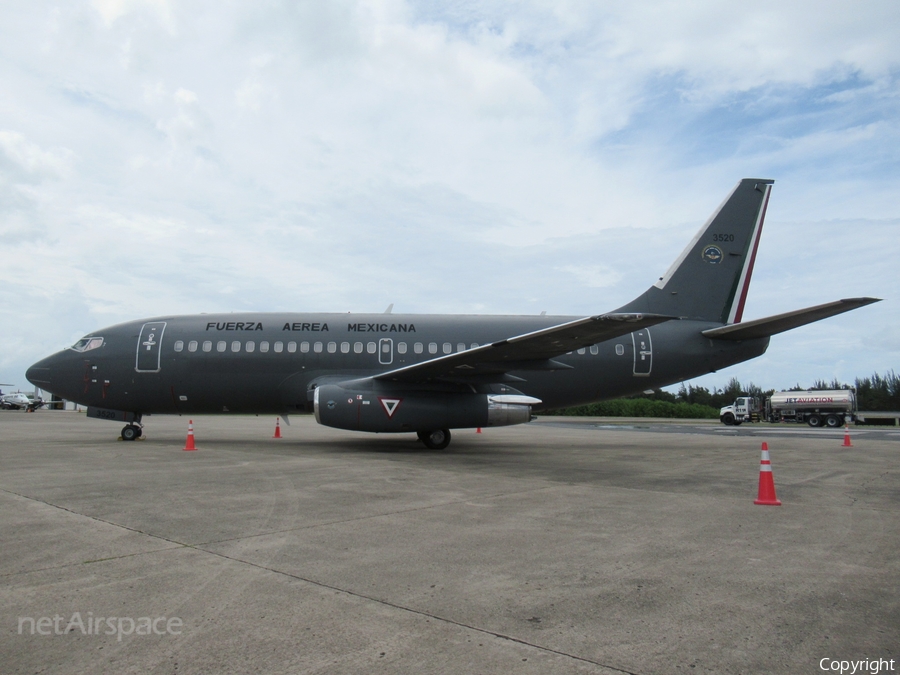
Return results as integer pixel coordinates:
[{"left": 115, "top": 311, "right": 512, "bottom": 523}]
[
  {"left": 0, "top": 482, "right": 576, "bottom": 572},
  {"left": 193, "top": 543, "right": 644, "bottom": 675},
  {"left": 2, "top": 483, "right": 562, "bottom": 552},
  {"left": 0, "top": 488, "right": 193, "bottom": 576},
  {"left": 844, "top": 470, "right": 893, "bottom": 509},
  {"left": 2, "top": 486, "right": 642, "bottom": 673},
  {"left": 190, "top": 484, "right": 565, "bottom": 548},
  {"left": 0, "top": 546, "right": 188, "bottom": 579}
]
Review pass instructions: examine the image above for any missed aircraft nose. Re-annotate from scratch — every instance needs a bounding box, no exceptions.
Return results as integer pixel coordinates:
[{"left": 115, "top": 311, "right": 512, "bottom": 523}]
[{"left": 26, "top": 356, "right": 56, "bottom": 388}]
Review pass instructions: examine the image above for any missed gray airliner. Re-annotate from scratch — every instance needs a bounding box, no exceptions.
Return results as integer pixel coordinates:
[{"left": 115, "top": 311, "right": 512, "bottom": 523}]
[{"left": 26, "top": 179, "right": 879, "bottom": 448}]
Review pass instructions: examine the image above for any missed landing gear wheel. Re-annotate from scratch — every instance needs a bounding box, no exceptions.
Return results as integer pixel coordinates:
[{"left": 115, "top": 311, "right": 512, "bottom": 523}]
[
  {"left": 825, "top": 414, "right": 841, "bottom": 428},
  {"left": 418, "top": 428, "right": 451, "bottom": 450},
  {"left": 121, "top": 424, "right": 142, "bottom": 441},
  {"left": 807, "top": 415, "right": 822, "bottom": 428}
]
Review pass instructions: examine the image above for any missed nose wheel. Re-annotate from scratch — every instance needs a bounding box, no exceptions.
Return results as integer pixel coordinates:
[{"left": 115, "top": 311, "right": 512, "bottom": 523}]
[{"left": 121, "top": 424, "right": 143, "bottom": 441}]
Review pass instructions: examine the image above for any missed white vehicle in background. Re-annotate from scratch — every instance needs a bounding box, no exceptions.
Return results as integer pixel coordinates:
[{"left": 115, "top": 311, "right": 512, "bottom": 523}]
[
  {"left": 765, "top": 390, "right": 857, "bottom": 427},
  {"left": 720, "top": 390, "right": 857, "bottom": 428},
  {"left": 719, "top": 396, "right": 760, "bottom": 426}
]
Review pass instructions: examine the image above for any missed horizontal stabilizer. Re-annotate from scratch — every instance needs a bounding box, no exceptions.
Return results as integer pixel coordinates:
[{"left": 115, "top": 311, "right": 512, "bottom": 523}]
[{"left": 701, "top": 298, "right": 881, "bottom": 341}]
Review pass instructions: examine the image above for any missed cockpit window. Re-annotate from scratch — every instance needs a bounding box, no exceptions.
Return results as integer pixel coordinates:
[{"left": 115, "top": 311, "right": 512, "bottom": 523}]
[{"left": 70, "top": 337, "right": 104, "bottom": 352}]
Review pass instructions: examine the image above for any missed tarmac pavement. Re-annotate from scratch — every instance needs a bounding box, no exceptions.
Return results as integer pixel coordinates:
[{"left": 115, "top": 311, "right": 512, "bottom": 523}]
[{"left": 1, "top": 411, "right": 897, "bottom": 674}]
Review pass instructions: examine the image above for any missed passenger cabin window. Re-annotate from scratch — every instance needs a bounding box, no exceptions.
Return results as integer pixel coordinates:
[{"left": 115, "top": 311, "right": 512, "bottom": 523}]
[
  {"left": 367, "top": 342, "right": 376, "bottom": 354},
  {"left": 354, "top": 342, "right": 363, "bottom": 354},
  {"left": 70, "top": 337, "right": 104, "bottom": 352},
  {"left": 231, "top": 341, "right": 241, "bottom": 352},
  {"left": 300, "top": 342, "right": 309, "bottom": 353},
  {"left": 457, "top": 343, "right": 465, "bottom": 352},
  {"left": 615, "top": 344, "right": 625, "bottom": 356},
  {"left": 188, "top": 341, "right": 198, "bottom": 352},
  {"left": 443, "top": 343, "right": 452, "bottom": 354},
  {"left": 246, "top": 341, "right": 255, "bottom": 352},
  {"left": 260, "top": 341, "right": 269, "bottom": 353},
  {"left": 202, "top": 341, "right": 212, "bottom": 352},
  {"left": 577, "top": 347, "right": 585, "bottom": 355},
  {"left": 327, "top": 342, "right": 336, "bottom": 353},
  {"left": 414, "top": 342, "right": 423, "bottom": 354},
  {"left": 470, "top": 343, "right": 479, "bottom": 350},
  {"left": 287, "top": 342, "right": 297, "bottom": 353},
  {"left": 274, "top": 341, "right": 283, "bottom": 353},
  {"left": 397, "top": 342, "right": 407, "bottom": 354},
  {"left": 174, "top": 341, "right": 184, "bottom": 352},
  {"left": 217, "top": 341, "right": 226, "bottom": 352},
  {"left": 314, "top": 342, "right": 323, "bottom": 353},
  {"left": 428, "top": 343, "right": 437, "bottom": 354},
  {"left": 590, "top": 345, "right": 599, "bottom": 355},
  {"left": 341, "top": 342, "right": 350, "bottom": 353}
]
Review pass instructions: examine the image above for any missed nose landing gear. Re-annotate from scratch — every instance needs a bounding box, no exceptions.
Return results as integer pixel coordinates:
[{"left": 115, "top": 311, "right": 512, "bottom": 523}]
[{"left": 121, "top": 424, "right": 143, "bottom": 441}]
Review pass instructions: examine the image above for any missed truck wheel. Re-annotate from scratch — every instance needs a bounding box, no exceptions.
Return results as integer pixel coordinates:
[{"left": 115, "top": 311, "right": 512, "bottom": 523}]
[
  {"left": 721, "top": 413, "right": 735, "bottom": 426},
  {"left": 807, "top": 415, "right": 822, "bottom": 428},
  {"left": 825, "top": 414, "right": 841, "bottom": 428}
]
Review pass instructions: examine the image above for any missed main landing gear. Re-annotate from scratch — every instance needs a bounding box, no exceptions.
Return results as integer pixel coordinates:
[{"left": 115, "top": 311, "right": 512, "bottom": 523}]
[
  {"left": 121, "top": 423, "right": 143, "bottom": 441},
  {"left": 417, "top": 428, "right": 452, "bottom": 450}
]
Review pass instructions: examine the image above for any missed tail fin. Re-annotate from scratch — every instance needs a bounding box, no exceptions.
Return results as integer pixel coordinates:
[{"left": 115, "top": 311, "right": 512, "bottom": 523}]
[{"left": 617, "top": 179, "right": 773, "bottom": 323}]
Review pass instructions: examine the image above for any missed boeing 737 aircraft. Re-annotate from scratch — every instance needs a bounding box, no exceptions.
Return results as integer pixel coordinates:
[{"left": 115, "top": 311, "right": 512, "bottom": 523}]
[{"left": 27, "top": 179, "right": 879, "bottom": 448}]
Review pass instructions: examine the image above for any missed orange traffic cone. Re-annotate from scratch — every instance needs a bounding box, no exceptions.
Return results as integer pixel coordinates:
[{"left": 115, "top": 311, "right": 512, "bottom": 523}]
[
  {"left": 754, "top": 442, "right": 781, "bottom": 506},
  {"left": 273, "top": 418, "right": 282, "bottom": 439},
  {"left": 842, "top": 425, "right": 853, "bottom": 447},
  {"left": 183, "top": 420, "right": 197, "bottom": 451}
]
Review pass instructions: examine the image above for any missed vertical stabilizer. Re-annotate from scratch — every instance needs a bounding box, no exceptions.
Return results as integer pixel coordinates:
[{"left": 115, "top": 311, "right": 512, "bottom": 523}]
[{"left": 616, "top": 179, "right": 773, "bottom": 323}]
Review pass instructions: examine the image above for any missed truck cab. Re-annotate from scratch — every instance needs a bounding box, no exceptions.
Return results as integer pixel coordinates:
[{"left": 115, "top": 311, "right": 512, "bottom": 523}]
[{"left": 720, "top": 396, "right": 760, "bottom": 426}]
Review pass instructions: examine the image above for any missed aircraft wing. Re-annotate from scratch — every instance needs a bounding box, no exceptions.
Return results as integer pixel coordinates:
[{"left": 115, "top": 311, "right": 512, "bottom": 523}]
[
  {"left": 373, "top": 313, "right": 675, "bottom": 383},
  {"left": 701, "top": 298, "right": 881, "bottom": 341}
]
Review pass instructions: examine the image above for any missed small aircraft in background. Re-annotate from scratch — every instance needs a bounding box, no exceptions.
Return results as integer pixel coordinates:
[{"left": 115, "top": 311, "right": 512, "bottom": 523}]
[{"left": 0, "top": 387, "right": 46, "bottom": 411}]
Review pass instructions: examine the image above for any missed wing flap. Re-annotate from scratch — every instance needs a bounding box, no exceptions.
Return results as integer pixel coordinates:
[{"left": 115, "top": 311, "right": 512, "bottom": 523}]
[
  {"left": 701, "top": 298, "right": 881, "bottom": 341},
  {"left": 375, "top": 313, "right": 675, "bottom": 383}
]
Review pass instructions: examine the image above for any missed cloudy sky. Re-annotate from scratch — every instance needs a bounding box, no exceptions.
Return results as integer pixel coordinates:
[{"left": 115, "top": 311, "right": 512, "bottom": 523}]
[{"left": 1, "top": 0, "right": 898, "bottom": 396}]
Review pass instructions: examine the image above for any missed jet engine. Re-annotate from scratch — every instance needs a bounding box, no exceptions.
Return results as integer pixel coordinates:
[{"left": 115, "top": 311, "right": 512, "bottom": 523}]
[{"left": 313, "top": 383, "right": 538, "bottom": 434}]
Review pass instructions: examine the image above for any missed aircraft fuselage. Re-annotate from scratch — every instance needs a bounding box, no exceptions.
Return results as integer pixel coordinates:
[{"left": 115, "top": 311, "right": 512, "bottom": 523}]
[{"left": 27, "top": 312, "right": 768, "bottom": 417}]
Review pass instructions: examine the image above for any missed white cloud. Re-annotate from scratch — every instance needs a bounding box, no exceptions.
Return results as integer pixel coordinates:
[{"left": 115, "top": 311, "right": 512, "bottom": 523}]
[
  {"left": 0, "top": 131, "right": 73, "bottom": 179},
  {"left": 557, "top": 265, "right": 623, "bottom": 289},
  {"left": 91, "top": 0, "right": 173, "bottom": 30},
  {"left": 0, "top": 0, "right": 898, "bottom": 391}
]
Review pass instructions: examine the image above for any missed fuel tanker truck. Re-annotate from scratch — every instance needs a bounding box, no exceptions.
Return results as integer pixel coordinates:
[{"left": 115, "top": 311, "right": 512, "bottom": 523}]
[{"left": 720, "top": 390, "right": 857, "bottom": 427}]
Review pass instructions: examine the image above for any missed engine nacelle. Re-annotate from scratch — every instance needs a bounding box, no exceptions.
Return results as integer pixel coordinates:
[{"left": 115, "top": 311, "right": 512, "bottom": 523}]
[{"left": 314, "top": 384, "right": 537, "bottom": 433}]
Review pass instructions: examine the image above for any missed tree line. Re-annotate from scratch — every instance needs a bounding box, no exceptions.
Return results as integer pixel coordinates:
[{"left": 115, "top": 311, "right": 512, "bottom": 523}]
[{"left": 548, "top": 370, "right": 900, "bottom": 418}]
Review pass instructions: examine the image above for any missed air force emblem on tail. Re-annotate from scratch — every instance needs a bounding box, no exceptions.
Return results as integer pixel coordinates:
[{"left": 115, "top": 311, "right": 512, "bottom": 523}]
[{"left": 701, "top": 245, "right": 723, "bottom": 264}]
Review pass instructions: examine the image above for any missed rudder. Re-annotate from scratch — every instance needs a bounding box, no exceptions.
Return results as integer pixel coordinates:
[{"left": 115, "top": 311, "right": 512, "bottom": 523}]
[{"left": 616, "top": 178, "right": 773, "bottom": 323}]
